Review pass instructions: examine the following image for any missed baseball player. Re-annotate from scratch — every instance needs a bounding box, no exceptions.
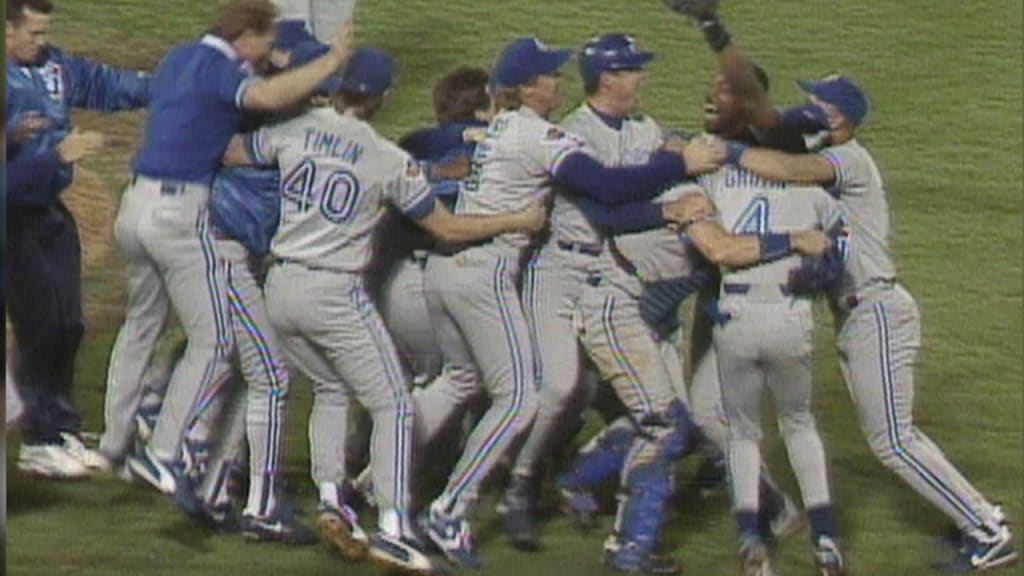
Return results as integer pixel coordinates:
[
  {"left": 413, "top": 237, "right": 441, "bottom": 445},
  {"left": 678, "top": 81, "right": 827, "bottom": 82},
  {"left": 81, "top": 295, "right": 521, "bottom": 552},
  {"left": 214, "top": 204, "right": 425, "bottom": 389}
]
[
  {"left": 414, "top": 36, "right": 720, "bottom": 569},
  {"left": 732, "top": 76, "right": 1017, "bottom": 573},
  {"left": 224, "top": 46, "right": 544, "bottom": 572},
  {"left": 500, "top": 35, "right": 700, "bottom": 561},
  {"left": 372, "top": 66, "right": 493, "bottom": 385},
  {"left": 101, "top": 0, "right": 352, "bottom": 516},
  {"left": 6, "top": 0, "right": 149, "bottom": 479},
  {"left": 272, "top": 0, "right": 356, "bottom": 44},
  {"left": 689, "top": 158, "right": 847, "bottom": 576}
]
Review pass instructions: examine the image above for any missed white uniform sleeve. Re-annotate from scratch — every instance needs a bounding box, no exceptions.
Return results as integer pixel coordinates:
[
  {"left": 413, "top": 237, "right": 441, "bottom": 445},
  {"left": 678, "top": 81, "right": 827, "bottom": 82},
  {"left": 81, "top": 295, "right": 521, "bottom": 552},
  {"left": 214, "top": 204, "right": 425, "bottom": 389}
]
[
  {"left": 246, "top": 122, "right": 288, "bottom": 167},
  {"left": 386, "top": 152, "right": 436, "bottom": 220},
  {"left": 523, "top": 121, "right": 586, "bottom": 175},
  {"left": 819, "top": 143, "right": 866, "bottom": 196}
]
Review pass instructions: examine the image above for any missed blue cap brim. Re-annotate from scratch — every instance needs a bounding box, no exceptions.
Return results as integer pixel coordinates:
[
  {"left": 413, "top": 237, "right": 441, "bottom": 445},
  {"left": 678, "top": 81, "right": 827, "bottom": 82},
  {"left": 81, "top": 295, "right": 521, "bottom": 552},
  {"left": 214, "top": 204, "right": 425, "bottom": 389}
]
[
  {"left": 797, "top": 79, "right": 820, "bottom": 95},
  {"left": 537, "top": 49, "right": 573, "bottom": 76},
  {"left": 611, "top": 51, "right": 655, "bottom": 71},
  {"left": 321, "top": 74, "right": 345, "bottom": 95}
]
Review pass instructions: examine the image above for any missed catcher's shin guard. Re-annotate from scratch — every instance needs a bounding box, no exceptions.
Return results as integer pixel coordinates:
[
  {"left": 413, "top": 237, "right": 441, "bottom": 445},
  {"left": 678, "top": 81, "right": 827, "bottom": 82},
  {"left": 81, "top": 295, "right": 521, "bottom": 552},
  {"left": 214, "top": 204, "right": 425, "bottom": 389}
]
[{"left": 557, "top": 418, "right": 635, "bottom": 490}]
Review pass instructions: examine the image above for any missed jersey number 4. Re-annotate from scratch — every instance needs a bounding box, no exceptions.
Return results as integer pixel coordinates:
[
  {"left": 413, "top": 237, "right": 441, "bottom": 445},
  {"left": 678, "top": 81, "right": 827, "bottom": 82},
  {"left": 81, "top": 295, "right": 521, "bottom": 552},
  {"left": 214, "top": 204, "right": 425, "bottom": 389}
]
[
  {"left": 282, "top": 159, "right": 361, "bottom": 224},
  {"left": 734, "top": 197, "right": 769, "bottom": 234}
]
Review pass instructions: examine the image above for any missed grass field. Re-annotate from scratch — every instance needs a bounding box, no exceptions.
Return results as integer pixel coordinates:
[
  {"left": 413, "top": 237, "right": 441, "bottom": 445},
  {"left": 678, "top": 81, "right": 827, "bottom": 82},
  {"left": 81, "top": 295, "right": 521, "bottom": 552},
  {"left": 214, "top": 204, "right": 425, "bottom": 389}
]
[{"left": 6, "top": 1, "right": 1024, "bottom": 575}]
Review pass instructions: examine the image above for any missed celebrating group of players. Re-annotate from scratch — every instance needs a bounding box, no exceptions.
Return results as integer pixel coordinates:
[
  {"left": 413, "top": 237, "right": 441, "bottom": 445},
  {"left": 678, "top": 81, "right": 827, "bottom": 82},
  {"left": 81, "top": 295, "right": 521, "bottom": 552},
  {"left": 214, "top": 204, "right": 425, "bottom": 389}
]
[{"left": 5, "top": 0, "right": 1017, "bottom": 574}]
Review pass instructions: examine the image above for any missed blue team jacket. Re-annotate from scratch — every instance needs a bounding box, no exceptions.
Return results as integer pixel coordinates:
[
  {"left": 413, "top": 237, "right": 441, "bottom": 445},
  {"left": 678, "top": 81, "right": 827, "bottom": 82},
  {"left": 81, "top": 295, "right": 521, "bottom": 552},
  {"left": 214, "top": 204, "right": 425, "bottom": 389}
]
[
  {"left": 209, "top": 166, "right": 281, "bottom": 257},
  {"left": 5, "top": 47, "right": 150, "bottom": 207}
]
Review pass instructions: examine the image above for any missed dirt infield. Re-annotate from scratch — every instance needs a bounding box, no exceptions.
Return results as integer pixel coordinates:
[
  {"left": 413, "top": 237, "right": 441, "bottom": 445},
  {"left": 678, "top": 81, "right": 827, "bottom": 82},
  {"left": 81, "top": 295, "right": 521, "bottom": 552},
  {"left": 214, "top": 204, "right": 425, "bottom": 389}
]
[{"left": 65, "top": 167, "right": 117, "bottom": 269}]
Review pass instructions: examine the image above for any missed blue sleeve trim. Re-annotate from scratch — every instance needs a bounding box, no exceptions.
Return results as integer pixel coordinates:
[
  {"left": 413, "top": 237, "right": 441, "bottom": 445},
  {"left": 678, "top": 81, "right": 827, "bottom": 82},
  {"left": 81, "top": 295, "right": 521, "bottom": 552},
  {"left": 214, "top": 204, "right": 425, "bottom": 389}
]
[
  {"left": 553, "top": 149, "right": 686, "bottom": 205},
  {"left": 404, "top": 193, "right": 437, "bottom": 221},
  {"left": 578, "top": 197, "right": 665, "bottom": 233}
]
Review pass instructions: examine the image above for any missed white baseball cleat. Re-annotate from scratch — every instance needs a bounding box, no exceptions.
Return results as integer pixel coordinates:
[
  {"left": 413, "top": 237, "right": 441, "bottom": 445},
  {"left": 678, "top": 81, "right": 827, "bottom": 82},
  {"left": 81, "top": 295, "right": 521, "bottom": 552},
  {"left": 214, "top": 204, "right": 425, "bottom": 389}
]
[
  {"left": 17, "top": 443, "right": 89, "bottom": 479},
  {"left": 60, "top": 432, "right": 108, "bottom": 472}
]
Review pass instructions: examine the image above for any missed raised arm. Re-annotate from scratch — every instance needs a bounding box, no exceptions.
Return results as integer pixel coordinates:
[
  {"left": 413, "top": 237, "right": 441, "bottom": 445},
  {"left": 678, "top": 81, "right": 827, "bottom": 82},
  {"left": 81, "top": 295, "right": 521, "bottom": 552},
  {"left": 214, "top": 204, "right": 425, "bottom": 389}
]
[{"left": 242, "top": 22, "right": 354, "bottom": 111}]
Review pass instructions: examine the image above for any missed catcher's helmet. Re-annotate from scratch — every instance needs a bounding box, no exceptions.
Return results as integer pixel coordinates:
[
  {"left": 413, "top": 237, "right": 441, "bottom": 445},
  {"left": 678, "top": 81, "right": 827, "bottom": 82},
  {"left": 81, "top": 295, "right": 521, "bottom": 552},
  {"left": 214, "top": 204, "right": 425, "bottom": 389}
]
[{"left": 578, "top": 34, "right": 654, "bottom": 87}]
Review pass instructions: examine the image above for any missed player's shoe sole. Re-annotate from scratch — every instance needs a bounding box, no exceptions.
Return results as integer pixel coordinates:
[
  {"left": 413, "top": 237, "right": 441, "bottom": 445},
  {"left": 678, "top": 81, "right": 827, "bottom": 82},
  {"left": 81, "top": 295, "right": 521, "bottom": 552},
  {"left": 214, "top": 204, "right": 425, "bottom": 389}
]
[
  {"left": 369, "top": 532, "right": 447, "bottom": 575},
  {"left": 318, "top": 507, "right": 369, "bottom": 560}
]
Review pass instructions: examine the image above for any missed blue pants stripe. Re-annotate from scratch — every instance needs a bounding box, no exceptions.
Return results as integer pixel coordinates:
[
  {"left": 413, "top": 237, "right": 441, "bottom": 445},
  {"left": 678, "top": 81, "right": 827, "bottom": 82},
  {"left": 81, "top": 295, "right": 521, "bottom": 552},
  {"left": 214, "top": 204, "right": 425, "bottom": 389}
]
[{"left": 874, "top": 302, "right": 981, "bottom": 527}]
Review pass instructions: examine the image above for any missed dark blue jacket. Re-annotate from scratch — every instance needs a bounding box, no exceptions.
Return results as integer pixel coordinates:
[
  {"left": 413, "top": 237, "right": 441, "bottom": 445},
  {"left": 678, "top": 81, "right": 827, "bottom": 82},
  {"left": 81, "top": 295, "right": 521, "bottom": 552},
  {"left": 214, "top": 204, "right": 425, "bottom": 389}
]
[
  {"left": 209, "top": 166, "right": 281, "bottom": 256},
  {"left": 5, "top": 47, "right": 150, "bottom": 207}
]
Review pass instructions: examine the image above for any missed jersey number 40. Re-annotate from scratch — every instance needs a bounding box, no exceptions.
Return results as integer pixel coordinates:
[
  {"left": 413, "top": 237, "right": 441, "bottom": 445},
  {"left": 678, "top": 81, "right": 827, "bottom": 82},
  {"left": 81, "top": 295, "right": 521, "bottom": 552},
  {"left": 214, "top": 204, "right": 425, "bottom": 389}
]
[{"left": 282, "top": 159, "right": 362, "bottom": 224}]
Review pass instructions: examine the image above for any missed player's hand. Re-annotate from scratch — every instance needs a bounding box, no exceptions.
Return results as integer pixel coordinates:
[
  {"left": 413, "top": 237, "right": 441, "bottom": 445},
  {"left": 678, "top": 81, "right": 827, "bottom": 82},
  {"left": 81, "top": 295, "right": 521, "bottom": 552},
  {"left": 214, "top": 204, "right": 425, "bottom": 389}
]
[
  {"left": 681, "top": 135, "right": 725, "bottom": 175},
  {"left": 10, "top": 112, "right": 53, "bottom": 145},
  {"left": 57, "top": 128, "right": 105, "bottom": 164},
  {"left": 517, "top": 198, "right": 549, "bottom": 234},
  {"left": 462, "top": 127, "right": 487, "bottom": 143},
  {"left": 791, "top": 230, "right": 829, "bottom": 257},
  {"left": 327, "top": 20, "right": 355, "bottom": 68},
  {"left": 661, "top": 134, "right": 688, "bottom": 155},
  {"left": 662, "top": 192, "right": 714, "bottom": 226}
]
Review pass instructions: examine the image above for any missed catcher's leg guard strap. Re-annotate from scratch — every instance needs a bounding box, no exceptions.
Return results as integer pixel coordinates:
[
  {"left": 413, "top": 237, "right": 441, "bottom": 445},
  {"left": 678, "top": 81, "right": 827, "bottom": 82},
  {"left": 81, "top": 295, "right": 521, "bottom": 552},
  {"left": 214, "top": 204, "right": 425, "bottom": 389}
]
[{"left": 557, "top": 418, "right": 635, "bottom": 489}]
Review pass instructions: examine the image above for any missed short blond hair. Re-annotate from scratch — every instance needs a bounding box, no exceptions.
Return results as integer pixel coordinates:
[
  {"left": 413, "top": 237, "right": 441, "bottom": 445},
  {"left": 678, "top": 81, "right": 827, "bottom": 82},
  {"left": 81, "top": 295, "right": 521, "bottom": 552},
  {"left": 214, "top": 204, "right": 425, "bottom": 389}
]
[{"left": 211, "top": 0, "right": 278, "bottom": 42}]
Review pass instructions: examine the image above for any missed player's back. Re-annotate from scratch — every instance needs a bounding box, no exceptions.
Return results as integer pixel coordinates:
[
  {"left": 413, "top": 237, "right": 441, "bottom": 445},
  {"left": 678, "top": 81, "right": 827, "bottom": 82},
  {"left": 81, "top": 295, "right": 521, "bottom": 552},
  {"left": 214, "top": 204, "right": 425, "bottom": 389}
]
[
  {"left": 704, "top": 166, "right": 840, "bottom": 288},
  {"left": 458, "top": 107, "right": 580, "bottom": 251},
  {"left": 821, "top": 138, "right": 896, "bottom": 298},
  {"left": 269, "top": 107, "right": 425, "bottom": 273},
  {"left": 615, "top": 181, "right": 707, "bottom": 285},
  {"left": 550, "top": 104, "right": 664, "bottom": 247}
]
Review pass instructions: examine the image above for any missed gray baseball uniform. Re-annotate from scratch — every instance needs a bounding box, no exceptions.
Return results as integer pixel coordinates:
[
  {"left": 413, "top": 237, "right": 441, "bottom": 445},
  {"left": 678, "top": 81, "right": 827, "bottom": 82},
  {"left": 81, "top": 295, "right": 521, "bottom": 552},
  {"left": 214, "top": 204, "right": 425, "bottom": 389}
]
[
  {"left": 419, "top": 106, "right": 583, "bottom": 518},
  {"left": 511, "top": 105, "right": 666, "bottom": 479},
  {"left": 703, "top": 166, "right": 839, "bottom": 517},
  {"left": 250, "top": 107, "right": 430, "bottom": 536},
  {"left": 103, "top": 176, "right": 234, "bottom": 466},
  {"left": 272, "top": 0, "right": 356, "bottom": 43},
  {"left": 823, "top": 139, "right": 1003, "bottom": 536}
]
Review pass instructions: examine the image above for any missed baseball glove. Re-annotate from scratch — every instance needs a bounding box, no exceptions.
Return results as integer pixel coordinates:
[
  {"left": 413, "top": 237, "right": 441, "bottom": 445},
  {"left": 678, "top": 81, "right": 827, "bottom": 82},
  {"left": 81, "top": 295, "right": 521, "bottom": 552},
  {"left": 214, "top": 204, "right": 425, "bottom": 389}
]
[{"left": 661, "top": 0, "right": 719, "bottom": 20}]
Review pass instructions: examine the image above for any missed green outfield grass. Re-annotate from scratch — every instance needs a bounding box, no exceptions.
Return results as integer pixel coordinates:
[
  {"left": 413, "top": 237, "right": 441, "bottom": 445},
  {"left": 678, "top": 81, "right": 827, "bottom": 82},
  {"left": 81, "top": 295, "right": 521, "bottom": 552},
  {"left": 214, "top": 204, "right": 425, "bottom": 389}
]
[{"left": 7, "top": 1, "right": 1024, "bottom": 575}]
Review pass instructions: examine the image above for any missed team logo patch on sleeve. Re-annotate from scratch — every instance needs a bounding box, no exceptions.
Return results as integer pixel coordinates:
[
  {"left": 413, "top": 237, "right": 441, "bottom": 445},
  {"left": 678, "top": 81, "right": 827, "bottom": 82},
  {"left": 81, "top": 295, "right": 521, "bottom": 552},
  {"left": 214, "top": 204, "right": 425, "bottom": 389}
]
[
  {"left": 544, "top": 127, "right": 566, "bottom": 141},
  {"left": 405, "top": 160, "right": 422, "bottom": 178}
]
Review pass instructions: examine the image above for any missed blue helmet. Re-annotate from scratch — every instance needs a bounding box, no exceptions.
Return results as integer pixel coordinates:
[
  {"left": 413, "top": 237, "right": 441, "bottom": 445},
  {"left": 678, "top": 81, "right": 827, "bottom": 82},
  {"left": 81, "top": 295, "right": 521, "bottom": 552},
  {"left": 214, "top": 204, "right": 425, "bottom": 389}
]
[{"left": 579, "top": 34, "right": 654, "bottom": 87}]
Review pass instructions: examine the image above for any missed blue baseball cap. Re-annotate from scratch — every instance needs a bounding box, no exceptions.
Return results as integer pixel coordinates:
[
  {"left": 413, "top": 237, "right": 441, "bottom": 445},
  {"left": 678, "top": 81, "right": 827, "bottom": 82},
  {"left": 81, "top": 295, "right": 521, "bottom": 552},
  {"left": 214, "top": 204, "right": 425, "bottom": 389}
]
[
  {"left": 288, "top": 41, "right": 346, "bottom": 94},
  {"left": 493, "top": 37, "right": 572, "bottom": 88},
  {"left": 797, "top": 75, "right": 869, "bottom": 127},
  {"left": 579, "top": 34, "right": 654, "bottom": 86},
  {"left": 272, "top": 19, "right": 315, "bottom": 50},
  {"left": 339, "top": 48, "right": 395, "bottom": 95}
]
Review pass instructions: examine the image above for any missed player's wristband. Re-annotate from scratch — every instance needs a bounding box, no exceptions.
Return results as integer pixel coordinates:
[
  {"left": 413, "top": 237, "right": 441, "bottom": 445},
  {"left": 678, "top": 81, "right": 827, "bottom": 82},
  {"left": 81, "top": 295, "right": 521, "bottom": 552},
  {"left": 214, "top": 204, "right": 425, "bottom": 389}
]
[
  {"left": 700, "top": 16, "right": 732, "bottom": 52},
  {"left": 725, "top": 141, "right": 748, "bottom": 165},
  {"left": 758, "top": 233, "right": 792, "bottom": 262}
]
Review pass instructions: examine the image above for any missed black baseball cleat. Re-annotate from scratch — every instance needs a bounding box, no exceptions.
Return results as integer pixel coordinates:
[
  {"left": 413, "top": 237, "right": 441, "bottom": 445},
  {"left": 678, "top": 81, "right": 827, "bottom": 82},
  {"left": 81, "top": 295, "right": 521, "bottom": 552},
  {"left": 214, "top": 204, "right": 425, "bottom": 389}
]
[
  {"left": 501, "top": 474, "right": 541, "bottom": 551},
  {"left": 240, "top": 505, "right": 317, "bottom": 546}
]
